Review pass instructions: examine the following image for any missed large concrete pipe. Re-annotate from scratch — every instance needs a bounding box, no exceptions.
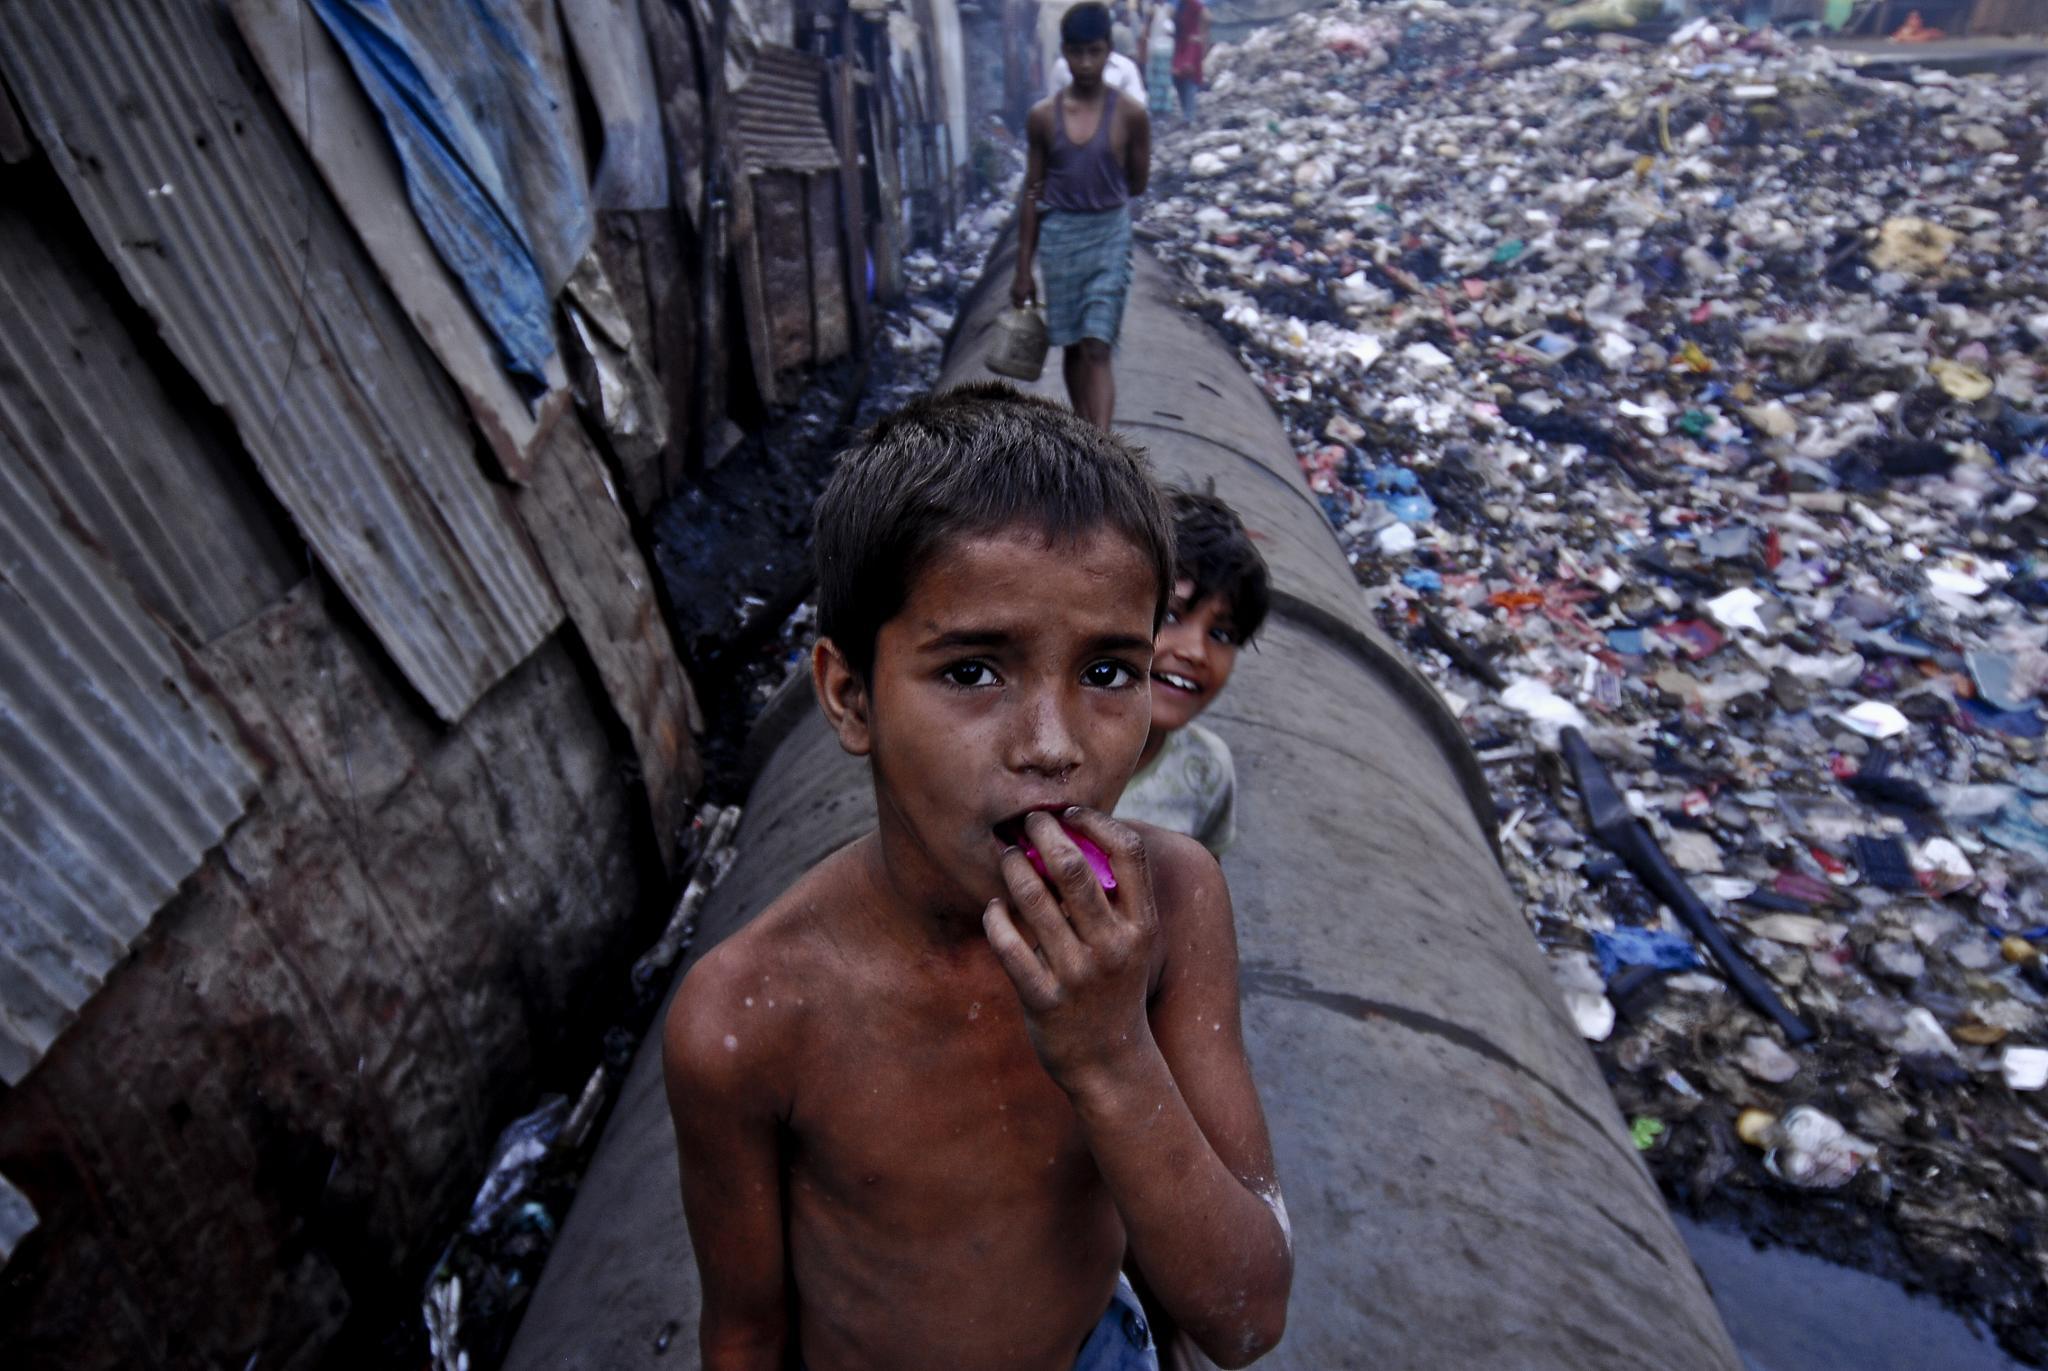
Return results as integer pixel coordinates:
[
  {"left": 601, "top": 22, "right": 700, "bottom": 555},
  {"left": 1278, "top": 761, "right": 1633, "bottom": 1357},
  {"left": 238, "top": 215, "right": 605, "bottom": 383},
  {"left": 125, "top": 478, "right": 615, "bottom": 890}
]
[{"left": 504, "top": 242, "right": 1741, "bottom": 1370}]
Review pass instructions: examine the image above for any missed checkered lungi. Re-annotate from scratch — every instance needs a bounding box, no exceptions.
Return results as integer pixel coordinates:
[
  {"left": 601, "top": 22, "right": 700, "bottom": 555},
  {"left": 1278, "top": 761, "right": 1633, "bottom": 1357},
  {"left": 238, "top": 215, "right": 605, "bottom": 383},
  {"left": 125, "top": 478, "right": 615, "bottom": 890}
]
[
  {"left": 1038, "top": 204, "right": 1133, "bottom": 348},
  {"left": 1146, "top": 50, "right": 1175, "bottom": 117}
]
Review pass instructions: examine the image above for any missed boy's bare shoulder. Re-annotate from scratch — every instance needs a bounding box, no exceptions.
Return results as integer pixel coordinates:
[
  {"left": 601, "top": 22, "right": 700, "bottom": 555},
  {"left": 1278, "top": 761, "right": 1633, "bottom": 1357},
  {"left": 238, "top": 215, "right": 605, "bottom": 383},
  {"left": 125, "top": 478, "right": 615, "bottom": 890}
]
[
  {"left": 661, "top": 845, "right": 860, "bottom": 1106},
  {"left": 1126, "top": 818, "right": 1221, "bottom": 886},
  {"left": 1121, "top": 819, "right": 1231, "bottom": 939},
  {"left": 1025, "top": 96, "right": 1057, "bottom": 136},
  {"left": 1119, "top": 820, "right": 1239, "bottom": 1007}
]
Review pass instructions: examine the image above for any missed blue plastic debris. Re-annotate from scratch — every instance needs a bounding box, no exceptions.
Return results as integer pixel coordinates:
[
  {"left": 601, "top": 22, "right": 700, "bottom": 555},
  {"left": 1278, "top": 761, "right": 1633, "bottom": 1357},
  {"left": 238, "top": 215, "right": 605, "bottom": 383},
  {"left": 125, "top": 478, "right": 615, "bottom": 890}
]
[
  {"left": 1606, "top": 628, "right": 1648, "bottom": 655},
  {"left": 1967, "top": 647, "right": 2032, "bottom": 713},
  {"left": 1986, "top": 800, "right": 2048, "bottom": 860},
  {"left": 1858, "top": 624, "right": 1940, "bottom": 661},
  {"left": 1593, "top": 927, "right": 1701, "bottom": 982},
  {"left": 1401, "top": 568, "right": 1443, "bottom": 594},
  {"left": 1369, "top": 464, "right": 1421, "bottom": 493},
  {"left": 1960, "top": 697, "right": 2047, "bottom": 740},
  {"left": 1386, "top": 493, "right": 1438, "bottom": 524}
]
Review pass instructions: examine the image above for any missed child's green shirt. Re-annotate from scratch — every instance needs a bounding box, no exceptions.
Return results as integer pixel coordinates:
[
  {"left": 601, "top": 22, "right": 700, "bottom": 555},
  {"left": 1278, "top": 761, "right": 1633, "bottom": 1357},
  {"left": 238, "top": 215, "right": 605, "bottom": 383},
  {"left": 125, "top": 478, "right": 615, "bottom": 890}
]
[{"left": 1116, "top": 722, "right": 1236, "bottom": 858}]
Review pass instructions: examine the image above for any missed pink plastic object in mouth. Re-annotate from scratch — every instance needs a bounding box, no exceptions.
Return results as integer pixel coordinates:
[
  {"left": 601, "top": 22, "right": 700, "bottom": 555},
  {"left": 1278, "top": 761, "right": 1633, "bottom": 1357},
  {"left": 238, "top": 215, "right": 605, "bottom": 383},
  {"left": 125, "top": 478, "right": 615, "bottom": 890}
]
[{"left": 1021, "top": 823, "right": 1117, "bottom": 891}]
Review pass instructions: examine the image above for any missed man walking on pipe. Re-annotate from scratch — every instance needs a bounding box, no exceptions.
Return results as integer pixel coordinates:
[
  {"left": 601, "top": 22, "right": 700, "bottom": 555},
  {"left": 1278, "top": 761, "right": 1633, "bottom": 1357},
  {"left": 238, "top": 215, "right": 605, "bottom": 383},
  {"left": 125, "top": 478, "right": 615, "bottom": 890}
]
[{"left": 1014, "top": 2, "right": 1151, "bottom": 429}]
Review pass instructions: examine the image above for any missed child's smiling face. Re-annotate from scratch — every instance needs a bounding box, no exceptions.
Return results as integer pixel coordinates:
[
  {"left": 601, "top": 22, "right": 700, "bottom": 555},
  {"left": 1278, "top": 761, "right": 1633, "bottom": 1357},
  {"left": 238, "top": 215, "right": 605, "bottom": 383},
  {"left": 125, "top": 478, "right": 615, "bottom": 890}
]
[
  {"left": 1148, "top": 579, "right": 1243, "bottom": 735},
  {"left": 835, "top": 521, "right": 1158, "bottom": 913}
]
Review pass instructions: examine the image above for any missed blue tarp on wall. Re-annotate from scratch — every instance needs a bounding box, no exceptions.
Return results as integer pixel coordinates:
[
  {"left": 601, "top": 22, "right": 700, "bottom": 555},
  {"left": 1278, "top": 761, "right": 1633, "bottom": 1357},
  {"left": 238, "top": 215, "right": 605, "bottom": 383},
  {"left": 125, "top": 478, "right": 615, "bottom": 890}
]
[{"left": 310, "top": 0, "right": 593, "bottom": 393}]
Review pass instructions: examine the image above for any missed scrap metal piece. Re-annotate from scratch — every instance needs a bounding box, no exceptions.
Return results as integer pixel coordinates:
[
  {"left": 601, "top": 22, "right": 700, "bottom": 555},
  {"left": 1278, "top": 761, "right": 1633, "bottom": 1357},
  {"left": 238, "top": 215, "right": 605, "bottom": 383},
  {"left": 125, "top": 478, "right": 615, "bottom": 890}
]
[{"left": 1562, "top": 727, "right": 1814, "bottom": 1045}]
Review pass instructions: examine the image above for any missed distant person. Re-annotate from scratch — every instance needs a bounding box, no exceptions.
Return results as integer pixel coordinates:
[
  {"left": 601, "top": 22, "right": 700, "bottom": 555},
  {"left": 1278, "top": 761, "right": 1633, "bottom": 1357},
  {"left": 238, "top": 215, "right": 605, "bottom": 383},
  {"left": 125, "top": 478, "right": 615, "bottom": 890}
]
[
  {"left": 1142, "top": 0, "right": 1177, "bottom": 119},
  {"left": 1170, "top": 0, "right": 1209, "bottom": 120},
  {"left": 1117, "top": 488, "right": 1269, "bottom": 858},
  {"left": 1049, "top": 27, "right": 1149, "bottom": 103},
  {"left": 1017, "top": 2, "right": 1152, "bottom": 430},
  {"left": 1111, "top": 1, "right": 1140, "bottom": 60},
  {"left": 663, "top": 384, "right": 1292, "bottom": 1370}
]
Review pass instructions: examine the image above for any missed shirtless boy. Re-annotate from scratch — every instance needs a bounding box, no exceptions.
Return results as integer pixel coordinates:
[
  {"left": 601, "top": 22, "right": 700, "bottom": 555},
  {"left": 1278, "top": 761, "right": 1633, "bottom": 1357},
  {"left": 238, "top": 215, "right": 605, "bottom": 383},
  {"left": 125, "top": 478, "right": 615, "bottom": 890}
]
[
  {"left": 663, "top": 384, "right": 1291, "bottom": 1370},
  {"left": 1014, "top": 3, "right": 1150, "bottom": 430}
]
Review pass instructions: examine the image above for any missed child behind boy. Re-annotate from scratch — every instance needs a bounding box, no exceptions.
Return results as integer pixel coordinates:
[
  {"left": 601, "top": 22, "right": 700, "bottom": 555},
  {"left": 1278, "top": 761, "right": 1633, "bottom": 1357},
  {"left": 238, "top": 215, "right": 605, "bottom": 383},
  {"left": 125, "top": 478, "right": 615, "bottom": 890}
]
[
  {"left": 1117, "top": 489, "right": 1269, "bottom": 858},
  {"left": 663, "top": 384, "right": 1290, "bottom": 1371}
]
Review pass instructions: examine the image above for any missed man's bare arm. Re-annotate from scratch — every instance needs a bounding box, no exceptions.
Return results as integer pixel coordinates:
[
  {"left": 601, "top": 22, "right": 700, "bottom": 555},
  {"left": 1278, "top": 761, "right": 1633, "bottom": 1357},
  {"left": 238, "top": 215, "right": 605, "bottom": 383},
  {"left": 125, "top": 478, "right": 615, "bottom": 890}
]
[
  {"left": 983, "top": 811, "right": 1291, "bottom": 1368},
  {"left": 1124, "top": 100, "right": 1151, "bottom": 199},
  {"left": 1012, "top": 104, "right": 1050, "bottom": 308},
  {"left": 664, "top": 953, "right": 792, "bottom": 1371}
]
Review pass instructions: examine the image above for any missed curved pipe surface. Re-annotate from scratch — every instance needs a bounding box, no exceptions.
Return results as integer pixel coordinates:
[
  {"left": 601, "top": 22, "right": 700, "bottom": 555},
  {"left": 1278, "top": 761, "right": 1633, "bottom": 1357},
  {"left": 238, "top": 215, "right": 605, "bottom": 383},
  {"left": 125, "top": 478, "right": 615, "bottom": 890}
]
[{"left": 503, "top": 243, "right": 1740, "bottom": 1370}]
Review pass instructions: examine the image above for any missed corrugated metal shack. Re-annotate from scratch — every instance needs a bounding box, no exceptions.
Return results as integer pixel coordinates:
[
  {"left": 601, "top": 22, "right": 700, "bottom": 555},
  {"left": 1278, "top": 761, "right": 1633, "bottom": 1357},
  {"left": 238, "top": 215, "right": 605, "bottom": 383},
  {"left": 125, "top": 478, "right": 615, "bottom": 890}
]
[{"left": 0, "top": 0, "right": 965, "bottom": 1364}]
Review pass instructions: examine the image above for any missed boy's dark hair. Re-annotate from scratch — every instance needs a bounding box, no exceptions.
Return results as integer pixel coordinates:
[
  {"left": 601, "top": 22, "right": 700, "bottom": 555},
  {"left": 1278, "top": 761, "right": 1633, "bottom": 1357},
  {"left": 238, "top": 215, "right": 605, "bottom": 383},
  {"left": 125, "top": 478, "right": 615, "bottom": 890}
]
[
  {"left": 1061, "top": 2, "right": 1113, "bottom": 46},
  {"left": 1167, "top": 486, "right": 1269, "bottom": 643},
  {"left": 814, "top": 383, "right": 1174, "bottom": 680}
]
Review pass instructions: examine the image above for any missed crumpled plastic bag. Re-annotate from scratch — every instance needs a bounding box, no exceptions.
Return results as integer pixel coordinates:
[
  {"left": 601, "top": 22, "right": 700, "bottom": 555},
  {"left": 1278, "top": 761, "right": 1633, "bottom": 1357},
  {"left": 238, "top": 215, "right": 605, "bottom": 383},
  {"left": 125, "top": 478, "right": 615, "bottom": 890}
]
[
  {"left": 1869, "top": 216, "right": 1958, "bottom": 276},
  {"left": 1763, "top": 1106, "right": 1877, "bottom": 1189},
  {"left": 1546, "top": 0, "right": 1661, "bottom": 31}
]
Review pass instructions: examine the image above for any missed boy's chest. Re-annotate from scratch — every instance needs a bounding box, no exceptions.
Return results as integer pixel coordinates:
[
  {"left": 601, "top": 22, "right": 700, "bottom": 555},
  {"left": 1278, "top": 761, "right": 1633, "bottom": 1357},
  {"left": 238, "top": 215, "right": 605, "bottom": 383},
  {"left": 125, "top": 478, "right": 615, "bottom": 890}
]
[
  {"left": 790, "top": 988, "right": 1095, "bottom": 1208},
  {"left": 1054, "top": 104, "right": 1130, "bottom": 164}
]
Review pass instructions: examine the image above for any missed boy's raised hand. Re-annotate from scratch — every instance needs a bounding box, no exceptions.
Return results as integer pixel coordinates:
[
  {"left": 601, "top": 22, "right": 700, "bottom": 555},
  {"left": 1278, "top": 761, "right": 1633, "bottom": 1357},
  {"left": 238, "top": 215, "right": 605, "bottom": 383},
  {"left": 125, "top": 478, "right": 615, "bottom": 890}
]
[
  {"left": 984, "top": 807, "right": 1158, "bottom": 1094},
  {"left": 989, "top": 811, "right": 1294, "bottom": 1359}
]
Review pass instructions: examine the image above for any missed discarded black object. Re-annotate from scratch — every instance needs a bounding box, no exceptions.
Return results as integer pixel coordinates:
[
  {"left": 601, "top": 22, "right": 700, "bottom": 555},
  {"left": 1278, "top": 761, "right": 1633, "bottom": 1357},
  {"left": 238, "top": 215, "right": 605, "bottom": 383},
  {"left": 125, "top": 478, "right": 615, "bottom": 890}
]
[
  {"left": 1561, "top": 727, "right": 1815, "bottom": 1046},
  {"left": 1738, "top": 888, "right": 1815, "bottom": 914},
  {"left": 1851, "top": 834, "right": 1917, "bottom": 893},
  {"left": 1633, "top": 543, "right": 1724, "bottom": 590},
  {"left": 2000, "top": 1145, "right": 2048, "bottom": 1193},
  {"left": 1844, "top": 770, "right": 1936, "bottom": 813},
  {"left": 1423, "top": 609, "right": 1507, "bottom": 690},
  {"left": 1497, "top": 403, "right": 1620, "bottom": 457},
  {"left": 1606, "top": 964, "right": 1674, "bottom": 1008},
  {"left": 1835, "top": 438, "right": 1957, "bottom": 490},
  {"left": 1871, "top": 439, "right": 1957, "bottom": 478}
]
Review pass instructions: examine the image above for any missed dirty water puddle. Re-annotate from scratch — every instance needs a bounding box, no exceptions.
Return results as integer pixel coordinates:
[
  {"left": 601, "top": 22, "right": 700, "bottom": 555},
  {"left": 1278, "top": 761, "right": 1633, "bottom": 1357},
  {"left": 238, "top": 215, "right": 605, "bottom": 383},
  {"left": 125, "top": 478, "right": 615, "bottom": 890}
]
[{"left": 1677, "top": 1215, "right": 2025, "bottom": 1371}]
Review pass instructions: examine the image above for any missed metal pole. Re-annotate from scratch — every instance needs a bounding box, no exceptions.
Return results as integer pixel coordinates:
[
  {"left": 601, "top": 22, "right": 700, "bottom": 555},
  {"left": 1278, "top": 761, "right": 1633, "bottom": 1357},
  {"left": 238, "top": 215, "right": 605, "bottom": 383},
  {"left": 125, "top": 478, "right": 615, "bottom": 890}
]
[{"left": 693, "top": 0, "right": 732, "bottom": 467}]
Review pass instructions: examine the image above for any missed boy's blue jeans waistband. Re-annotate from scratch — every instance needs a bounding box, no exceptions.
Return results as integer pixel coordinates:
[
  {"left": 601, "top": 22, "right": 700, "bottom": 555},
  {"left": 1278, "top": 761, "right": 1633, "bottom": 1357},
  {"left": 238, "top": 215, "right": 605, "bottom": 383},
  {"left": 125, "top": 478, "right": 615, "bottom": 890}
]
[
  {"left": 801, "top": 1273, "right": 1158, "bottom": 1371},
  {"left": 1075, "top": 1273, "right": 1159, "bottom": 1371}
]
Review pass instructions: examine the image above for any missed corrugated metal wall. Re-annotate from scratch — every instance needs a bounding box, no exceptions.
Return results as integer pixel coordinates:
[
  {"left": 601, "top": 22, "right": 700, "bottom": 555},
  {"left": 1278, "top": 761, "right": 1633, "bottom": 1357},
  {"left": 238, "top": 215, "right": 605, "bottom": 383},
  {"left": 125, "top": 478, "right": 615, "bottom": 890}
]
[
  {"left": 0, "top": 208, "right": 300, "bottom": 647},
  {"left": 0, "top": 460, "right": 262, "bottom": 1085},
  {"left": 0, "top": 0, "right": 565, "bottom": 727},
  {"left": 0, "top": 591, "right": 648, "bottom": 1368}
]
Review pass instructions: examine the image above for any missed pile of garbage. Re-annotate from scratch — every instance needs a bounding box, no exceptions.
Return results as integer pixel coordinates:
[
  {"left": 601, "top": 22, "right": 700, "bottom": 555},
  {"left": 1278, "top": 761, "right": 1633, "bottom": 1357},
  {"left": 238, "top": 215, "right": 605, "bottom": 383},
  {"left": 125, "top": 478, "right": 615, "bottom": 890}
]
[{"left": 1145, "top": 2, "right": 2048, "bottom": 1357}]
